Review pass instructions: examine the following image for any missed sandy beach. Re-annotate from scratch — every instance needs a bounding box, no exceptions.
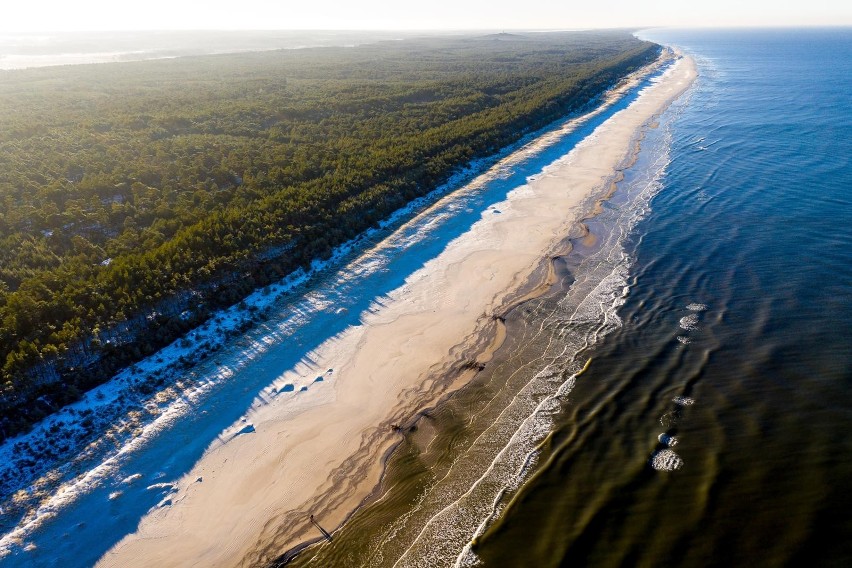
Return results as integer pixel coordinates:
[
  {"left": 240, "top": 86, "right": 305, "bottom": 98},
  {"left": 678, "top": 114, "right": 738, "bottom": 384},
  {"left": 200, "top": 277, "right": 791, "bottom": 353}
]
[{"left": 97, "top": 53, "right": 697, "bottom": 568}]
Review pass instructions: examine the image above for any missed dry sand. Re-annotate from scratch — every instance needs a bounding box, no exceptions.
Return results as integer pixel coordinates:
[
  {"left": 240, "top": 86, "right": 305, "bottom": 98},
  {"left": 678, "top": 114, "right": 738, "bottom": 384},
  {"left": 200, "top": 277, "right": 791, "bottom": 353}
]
[{"left": 98, "top": 53, "right": 697, "bottom": 567}]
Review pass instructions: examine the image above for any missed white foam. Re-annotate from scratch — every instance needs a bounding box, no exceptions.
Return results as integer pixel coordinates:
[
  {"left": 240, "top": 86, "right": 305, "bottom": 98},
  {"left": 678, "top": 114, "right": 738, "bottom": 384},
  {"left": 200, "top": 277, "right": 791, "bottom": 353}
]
[
  {"left": 650, "top": 449, "right": 684, "bottom": 471},
  {"left": 673, "top": 396, "right": 695, "bottom": 406},
  {"left": 679, "top": 314, "right": 699, "bottom": 330},
  {"left": 686, "top": 303, "right": 707, "bottom": 311},
  {"left": 676, "top": 335, "right": 691, "bottom": 344},
  {"left": 658, "top": 433, "right": 678, "bottom": 447}
]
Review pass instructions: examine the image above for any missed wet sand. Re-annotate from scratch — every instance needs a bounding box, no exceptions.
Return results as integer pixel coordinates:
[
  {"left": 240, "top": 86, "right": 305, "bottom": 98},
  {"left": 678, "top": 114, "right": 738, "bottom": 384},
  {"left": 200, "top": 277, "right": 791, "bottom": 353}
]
[{"left": 97, "top": 53, "right": 697, "bottom": 568}]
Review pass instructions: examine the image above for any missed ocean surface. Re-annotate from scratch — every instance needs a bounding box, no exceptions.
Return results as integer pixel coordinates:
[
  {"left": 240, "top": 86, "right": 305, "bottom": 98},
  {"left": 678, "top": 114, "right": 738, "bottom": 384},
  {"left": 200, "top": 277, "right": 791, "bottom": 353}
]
[{"left": 287, "top": 29, "right": 852, "bottom": 567}]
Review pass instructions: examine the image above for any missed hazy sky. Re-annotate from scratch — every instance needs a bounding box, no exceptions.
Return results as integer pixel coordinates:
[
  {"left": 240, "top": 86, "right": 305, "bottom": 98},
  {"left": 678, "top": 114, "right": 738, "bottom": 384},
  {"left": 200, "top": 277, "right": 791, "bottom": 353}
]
[{"left": 2, "top": 0, "right": 850, "bottom": 32}]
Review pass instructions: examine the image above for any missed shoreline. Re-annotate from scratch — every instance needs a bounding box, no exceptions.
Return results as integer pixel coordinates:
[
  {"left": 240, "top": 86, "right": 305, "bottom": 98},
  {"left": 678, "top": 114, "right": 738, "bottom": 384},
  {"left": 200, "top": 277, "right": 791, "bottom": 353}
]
[
  {"left": 280, "top": 52, "right": 697, "bottom": 567},
  {"left": 0, "top": 47, "right": 667, "bottom": 563},
  {"left": 0, "top": 48, "right": 670, "bottom": 558},
  {"left": 96, "top": 53, "right": 697, "bottom": 568}
]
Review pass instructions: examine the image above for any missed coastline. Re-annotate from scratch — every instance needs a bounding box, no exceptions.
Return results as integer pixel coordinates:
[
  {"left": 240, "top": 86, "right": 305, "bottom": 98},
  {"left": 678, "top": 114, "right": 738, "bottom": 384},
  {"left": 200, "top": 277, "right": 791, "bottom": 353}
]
[
  {"left": 0, "top": 46, "right": 665, "bottom": 562},
  {"left": 95, "top": 52, "right": 697, "bottom": 568}
]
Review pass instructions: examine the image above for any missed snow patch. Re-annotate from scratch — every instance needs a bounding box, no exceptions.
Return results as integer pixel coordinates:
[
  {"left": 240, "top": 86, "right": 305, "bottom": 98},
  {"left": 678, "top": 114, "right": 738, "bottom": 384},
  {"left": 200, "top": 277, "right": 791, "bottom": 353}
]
[{"left": 121, "top": 474, "right": 142, "bottom": 485}]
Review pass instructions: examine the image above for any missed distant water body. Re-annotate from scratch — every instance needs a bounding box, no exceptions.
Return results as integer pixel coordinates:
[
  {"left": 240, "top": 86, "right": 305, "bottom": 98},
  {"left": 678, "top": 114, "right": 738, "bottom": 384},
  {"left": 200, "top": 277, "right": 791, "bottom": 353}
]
[
  {"left": 469, "top": 28, "right": 852, "bottom": 567},
  {"left": 286, "top": 28, "right": 852, "bottom": 567},
  {"left": 0, "top": 30, "right": 410, "bottom": 69}
]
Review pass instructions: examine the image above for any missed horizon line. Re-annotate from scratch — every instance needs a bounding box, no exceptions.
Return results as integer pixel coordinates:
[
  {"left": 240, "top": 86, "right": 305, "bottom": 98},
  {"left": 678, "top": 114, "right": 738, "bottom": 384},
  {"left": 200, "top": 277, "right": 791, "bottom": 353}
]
[{"left": 2, "top": 24, "right": 851, "bottom": 35}]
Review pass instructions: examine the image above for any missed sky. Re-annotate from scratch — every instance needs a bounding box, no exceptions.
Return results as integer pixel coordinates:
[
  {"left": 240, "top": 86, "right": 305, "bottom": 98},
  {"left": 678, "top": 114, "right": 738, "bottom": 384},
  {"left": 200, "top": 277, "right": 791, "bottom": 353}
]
[{"left": 1, "top": 0, "right": 850, "bottom": 32}]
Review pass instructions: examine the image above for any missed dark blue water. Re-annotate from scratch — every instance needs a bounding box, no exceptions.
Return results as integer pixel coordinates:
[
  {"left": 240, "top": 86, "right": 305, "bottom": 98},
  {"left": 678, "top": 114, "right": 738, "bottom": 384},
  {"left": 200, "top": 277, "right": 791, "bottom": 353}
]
[{"left": 472, "top": 28, "right": 852, "bottom": 566}]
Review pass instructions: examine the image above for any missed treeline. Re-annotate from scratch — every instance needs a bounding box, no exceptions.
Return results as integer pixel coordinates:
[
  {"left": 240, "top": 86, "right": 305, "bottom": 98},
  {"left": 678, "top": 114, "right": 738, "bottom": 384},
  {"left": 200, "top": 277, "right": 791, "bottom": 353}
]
[{"left": 0, "top": 31, "right": 660, "bottom": 439}]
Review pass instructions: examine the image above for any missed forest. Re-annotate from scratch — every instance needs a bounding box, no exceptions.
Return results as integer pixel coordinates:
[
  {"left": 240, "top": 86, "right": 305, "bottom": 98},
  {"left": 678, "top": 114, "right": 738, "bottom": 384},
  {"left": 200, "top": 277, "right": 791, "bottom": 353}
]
[{"left": 0, "top": 30, "right": 660, "bottom": 440}]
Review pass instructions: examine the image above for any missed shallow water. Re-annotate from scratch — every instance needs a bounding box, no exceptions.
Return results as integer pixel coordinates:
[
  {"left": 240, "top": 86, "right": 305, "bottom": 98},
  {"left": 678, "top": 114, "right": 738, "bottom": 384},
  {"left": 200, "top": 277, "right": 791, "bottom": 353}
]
[{"left": 287, "top": 29, "right": 852, "bottom": 567}]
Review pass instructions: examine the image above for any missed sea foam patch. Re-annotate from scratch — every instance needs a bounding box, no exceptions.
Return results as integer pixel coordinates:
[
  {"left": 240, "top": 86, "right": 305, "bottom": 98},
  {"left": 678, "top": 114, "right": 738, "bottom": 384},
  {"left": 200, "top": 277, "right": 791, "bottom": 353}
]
[
  {"left": 658, "top": 433, "right": 678, "bottom": 447},
  {"left": 679, "top": 314, "right": 699, "bottom": 330},
  {"left": 650, "top": 449, "right": 684, "bottom": 471}
]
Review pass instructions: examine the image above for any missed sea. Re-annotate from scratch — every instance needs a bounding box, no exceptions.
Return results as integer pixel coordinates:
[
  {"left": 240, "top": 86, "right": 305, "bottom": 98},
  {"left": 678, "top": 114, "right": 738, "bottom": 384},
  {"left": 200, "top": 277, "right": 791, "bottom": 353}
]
[{"left": 2, "top": 28, "right": 851, "bottom": 567}]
